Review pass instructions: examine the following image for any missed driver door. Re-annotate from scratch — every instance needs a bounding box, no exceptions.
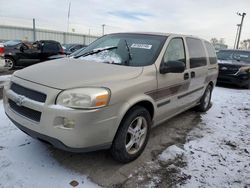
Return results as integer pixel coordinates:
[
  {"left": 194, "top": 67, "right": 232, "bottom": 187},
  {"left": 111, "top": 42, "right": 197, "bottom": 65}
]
[{"left": 154, "top": 37, "right": 190, "bottom": 123}]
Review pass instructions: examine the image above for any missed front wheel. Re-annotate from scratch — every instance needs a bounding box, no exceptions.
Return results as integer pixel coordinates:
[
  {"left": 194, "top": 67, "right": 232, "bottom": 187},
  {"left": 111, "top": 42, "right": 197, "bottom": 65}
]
[
  {"left": 111, "top": 106, "right": 151, "bottom": 163},
  {"left": 195, "top": 85, "right": 213, "bottom": 112}
]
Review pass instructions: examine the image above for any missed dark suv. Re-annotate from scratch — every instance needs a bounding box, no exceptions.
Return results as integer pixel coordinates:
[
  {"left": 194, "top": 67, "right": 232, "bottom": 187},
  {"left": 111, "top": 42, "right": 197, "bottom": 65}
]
[
  {"left": 217, "top": 49, "right": 250, "bottom": 89},
  {"left": 4, "top": 40, "right": 64, "bottom": 69}
]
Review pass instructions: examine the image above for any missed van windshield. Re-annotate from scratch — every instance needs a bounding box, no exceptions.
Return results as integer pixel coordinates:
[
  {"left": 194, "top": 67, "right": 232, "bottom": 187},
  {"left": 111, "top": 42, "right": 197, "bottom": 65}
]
[
  {"left": 217, "top": 50, "right": 250, "bottom": 63},
  {"left": 74, "top": 33, "right": 167, "bottom": 66}
]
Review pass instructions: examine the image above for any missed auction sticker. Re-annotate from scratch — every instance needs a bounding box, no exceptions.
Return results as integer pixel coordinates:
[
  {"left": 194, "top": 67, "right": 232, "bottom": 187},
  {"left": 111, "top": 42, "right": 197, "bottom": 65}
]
[{"left": 131, "top": 44, "right": 152, "bottom": 49}]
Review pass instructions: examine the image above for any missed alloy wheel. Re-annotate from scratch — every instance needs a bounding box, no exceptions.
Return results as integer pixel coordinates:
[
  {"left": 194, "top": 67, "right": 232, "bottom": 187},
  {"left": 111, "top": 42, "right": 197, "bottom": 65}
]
[
  {"left": 5, "top": 58, "right": 14, "bottom": 69},
  {"left": 126, "top": 116, "right": 148, "bottom": 155},
  {"left": 204, "top": 88, "right": 211, "bottom": 109}
]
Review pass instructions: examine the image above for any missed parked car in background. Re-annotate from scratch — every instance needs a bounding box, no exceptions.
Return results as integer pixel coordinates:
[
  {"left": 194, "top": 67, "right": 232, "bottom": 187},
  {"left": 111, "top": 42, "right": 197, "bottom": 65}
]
[
  {"left": 3, "top": 32, "right": 218, "bottom": 163},
  {"left": 4, "top": 40, "right": 64, "bottom": 69},
  {"left": 45, "top": 45, "right": 88, "bottom": 60},
  {"left": 217, "top": 49, "right": 250, "bottom": 89},
  {"left": 62, "top": 44, "right": 86, "bottom": 55},
  {"left": 68, "top": 46, "right": 87, "bottom": 57}
]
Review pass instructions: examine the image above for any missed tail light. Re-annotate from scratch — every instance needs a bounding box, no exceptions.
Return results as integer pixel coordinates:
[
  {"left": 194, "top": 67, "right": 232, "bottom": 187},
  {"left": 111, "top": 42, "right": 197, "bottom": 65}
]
[
  {"left": 0, "top": 45, "right": 4, "bottom": 57},
  {"left": 60, "top": 47, "right": 64, "bottom": 54}
]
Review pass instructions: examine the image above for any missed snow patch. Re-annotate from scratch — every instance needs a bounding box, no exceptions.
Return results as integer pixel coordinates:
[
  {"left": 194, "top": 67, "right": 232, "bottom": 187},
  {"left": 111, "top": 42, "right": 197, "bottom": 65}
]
[
  {"left": 159, "top": 145, "right": 185, "bottom": 163},
  {"left": 80, "top": 50, "right": 122, "bottom": 64}
]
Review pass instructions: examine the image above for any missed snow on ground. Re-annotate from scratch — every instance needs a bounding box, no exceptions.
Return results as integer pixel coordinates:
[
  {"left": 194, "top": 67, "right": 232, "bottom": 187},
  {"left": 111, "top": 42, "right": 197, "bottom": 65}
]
[
  {"left": 158, "top": 145, "right": 185, "bottom": 163},
  {"left": 159, "top": 86, "right": 250, "bottom": 187},
  {"left": 0, "top": 100, "right": 99, "bottom": 188}
]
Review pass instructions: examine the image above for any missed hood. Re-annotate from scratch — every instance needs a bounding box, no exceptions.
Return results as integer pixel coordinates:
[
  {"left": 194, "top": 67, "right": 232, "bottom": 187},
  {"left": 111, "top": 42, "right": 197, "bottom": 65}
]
[
  {"left": 218, "top": 59, "right": 250, "bottom": 67},
  {"left": 14, "top": 58, "right": 143, "bottom": 89}
]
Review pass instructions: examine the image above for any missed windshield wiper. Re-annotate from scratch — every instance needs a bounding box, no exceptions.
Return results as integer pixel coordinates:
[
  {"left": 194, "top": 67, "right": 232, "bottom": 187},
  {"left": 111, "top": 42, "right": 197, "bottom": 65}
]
[
  {"left": 124, "top": 40, "right": 132, "bottom": 65},
  {"left": 74, "top": 46, "right": 117, "bottom": 58}
]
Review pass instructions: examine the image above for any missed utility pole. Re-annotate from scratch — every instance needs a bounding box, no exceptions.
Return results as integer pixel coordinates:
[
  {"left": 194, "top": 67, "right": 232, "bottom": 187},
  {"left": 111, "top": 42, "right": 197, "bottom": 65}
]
[
  {"left": 102, "top": 24, "right": 105, "bottom": 36},
  {"left": 234, "top": 24, "right": 240, "bottom": 49},
  {"left": 32, "top": 18, "right": 36, "bottom": 41},
  {"left": 66, "top": 1, "right": 71, "bottom": 44},
  {"left": 67, "top": 1, "right": 71, "bottom": 33},
  {"left": 236, "top": 12, "right": 246, "bottom": 49}
]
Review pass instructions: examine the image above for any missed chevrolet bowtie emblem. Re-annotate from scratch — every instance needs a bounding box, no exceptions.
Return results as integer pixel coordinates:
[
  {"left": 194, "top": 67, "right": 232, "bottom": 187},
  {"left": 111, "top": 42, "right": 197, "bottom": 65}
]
[{"left": 15, "top": 95, "right": 25, "bottom": 106}]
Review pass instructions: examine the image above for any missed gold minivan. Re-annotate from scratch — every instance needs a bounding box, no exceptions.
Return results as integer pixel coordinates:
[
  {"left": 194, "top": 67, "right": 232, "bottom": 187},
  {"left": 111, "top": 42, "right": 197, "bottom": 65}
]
[{"left": 3, "top": 32, "right": 218, "bottom": 163}]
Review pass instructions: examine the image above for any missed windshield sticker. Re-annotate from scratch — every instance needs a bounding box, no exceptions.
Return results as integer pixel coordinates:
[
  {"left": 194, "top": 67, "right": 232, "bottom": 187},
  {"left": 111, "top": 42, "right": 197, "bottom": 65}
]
[
  {"left": 131, "top": 44, "right": 152, "bottom": 49},
  {"left": 239, "top": 55, "right": 249, "bottom": 58}
]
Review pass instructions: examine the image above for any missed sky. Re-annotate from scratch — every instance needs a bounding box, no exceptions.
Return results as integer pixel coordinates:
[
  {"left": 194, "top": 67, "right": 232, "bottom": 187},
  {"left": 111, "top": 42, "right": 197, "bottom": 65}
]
[{"left": 0, "top": 0, "right": 250, "bottom": 47}]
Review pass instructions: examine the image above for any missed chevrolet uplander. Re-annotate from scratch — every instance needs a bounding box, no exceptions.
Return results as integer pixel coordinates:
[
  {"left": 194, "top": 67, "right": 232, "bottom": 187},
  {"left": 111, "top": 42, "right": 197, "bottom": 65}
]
[{"left": 3, "top": 33, "right": 218, "bottom": 163}]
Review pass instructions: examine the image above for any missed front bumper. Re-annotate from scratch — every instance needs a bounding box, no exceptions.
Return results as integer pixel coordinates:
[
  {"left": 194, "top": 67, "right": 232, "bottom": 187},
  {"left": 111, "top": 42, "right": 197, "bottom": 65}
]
[
  {"left": 217, "top": 73, "right": 250, "bottom": 87},
  {"left": 3, "top": 76, "right": 122, "bottom": 152}
]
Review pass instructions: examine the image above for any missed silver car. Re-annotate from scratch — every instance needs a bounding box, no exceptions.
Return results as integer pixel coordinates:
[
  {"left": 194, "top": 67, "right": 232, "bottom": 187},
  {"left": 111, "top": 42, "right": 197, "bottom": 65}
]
[{"left": 3, "top": 33, "right": 218, "bottom": 163}]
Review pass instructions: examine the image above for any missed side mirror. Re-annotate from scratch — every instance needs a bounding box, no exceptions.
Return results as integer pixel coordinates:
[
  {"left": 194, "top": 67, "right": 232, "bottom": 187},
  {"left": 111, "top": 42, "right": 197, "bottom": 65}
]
[{"left": 160, "top": 60, "right": 185, "bottom": 74}]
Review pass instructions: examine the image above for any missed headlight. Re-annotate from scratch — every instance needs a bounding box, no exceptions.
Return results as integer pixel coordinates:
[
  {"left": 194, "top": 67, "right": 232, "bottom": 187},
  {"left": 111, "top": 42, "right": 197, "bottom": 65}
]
[{"left": 56, "top": 88, "right": 110, "bottom": 109}]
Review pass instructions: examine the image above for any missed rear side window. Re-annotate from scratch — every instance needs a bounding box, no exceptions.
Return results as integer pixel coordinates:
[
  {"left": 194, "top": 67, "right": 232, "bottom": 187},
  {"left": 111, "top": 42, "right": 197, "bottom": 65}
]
[
  {"left": 205, "top": 41, "right": 217, "bottom": 64},
  {"left": 186, "top": 38, "right": 207, "bottom": 68},
  {"left": 42, "top": 42, "right": 59, "bottom": 53}
]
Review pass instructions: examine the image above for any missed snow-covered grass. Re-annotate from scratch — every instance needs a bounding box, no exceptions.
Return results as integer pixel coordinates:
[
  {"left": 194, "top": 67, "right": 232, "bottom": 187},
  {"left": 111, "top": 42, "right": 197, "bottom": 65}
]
[
  {"left": 159, "top": 86, "right": 250, "bottom": 187},
  {"left": 0, "top": 100, "right": 99, "bottom": 188}
]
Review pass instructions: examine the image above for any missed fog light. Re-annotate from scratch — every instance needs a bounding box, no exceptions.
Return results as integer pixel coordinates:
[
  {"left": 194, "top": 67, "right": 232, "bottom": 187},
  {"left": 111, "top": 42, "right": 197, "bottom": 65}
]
[{"left": 63, "top": 118, "right": 75, "bottom": 129}]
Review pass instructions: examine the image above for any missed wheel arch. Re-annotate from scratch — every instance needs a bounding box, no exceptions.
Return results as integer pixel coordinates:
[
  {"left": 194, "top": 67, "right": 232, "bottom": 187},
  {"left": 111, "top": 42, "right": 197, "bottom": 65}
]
[{"left": 112, "top": 97, "right": 156, "bottom": 143}]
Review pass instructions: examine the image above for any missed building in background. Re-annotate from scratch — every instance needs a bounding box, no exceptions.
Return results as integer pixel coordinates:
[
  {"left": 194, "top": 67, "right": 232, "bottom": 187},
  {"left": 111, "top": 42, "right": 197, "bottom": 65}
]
[{"left": 0, "top": 25, "right": 99, "bottom": 45}]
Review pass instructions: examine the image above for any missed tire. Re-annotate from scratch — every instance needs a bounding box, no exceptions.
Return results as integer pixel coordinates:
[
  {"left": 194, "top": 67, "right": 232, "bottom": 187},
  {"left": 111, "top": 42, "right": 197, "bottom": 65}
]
[
  {"left": 111, "top": 106, "right": 152, "bottom": 163},
  {"left": 195, "top": 85, "right": 213, "bottom": 112},
  {"left": 5, "top": 57, "right": 15, "bottom": 70}
]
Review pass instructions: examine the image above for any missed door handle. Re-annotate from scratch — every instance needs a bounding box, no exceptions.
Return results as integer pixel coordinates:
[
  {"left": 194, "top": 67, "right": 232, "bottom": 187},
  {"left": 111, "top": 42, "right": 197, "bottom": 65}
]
[
  {"left": 191, "top": 71, "right": 195, "bottom": 78},
  {"left": 184, "top": 73, "right": 189, "bottom": 80}
]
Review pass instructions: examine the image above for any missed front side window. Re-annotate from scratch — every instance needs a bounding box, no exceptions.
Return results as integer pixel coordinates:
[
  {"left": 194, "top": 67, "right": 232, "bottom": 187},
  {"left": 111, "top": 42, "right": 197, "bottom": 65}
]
[
  {"left": 74, "top": 34, "right": 167, "bottom": 67},
  {"left": 186, "top": 38, "right": 207, "bottom": 68},
  {"left": 163, "top": 38, "right": 186, "bottom": 64}
]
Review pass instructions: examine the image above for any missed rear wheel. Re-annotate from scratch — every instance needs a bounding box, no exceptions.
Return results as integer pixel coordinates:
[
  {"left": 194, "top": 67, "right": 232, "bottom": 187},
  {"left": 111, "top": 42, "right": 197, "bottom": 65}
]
[
  {"left": 5, "top": 57, "right": 15, "bottom": 70},
  {"left": 195, "top": 85, "right": 212, "bottom": 112},
  {"left": 111, "top": 106, "right": 151, "bottom": 163}
]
